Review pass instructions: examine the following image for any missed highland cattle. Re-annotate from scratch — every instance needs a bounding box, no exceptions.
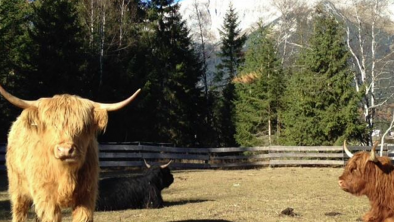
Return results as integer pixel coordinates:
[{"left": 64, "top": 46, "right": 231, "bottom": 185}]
[
  {"left": 1, "top": 84, "right": 140, "bottom": 222},
  {"left": 96, "top": 160, "right": 174, "bottom": 211},
  {"left": 339, "top": 141, "right": 394, "bottom": 222}
]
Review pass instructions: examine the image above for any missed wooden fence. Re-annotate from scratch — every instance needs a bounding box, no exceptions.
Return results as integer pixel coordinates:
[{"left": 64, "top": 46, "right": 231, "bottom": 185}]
[{"left": 0, "top": 143, "right": 393, "bottom": 170}]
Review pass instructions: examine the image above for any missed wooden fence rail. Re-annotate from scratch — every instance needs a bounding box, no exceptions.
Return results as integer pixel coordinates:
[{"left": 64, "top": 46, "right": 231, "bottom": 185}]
[{"left": 1, "top": 143, "right": 393, "bottom": 170}]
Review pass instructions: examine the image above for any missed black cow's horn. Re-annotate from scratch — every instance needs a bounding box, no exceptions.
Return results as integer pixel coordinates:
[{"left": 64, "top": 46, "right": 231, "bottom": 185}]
[
  {"left": 343, "top": 140, "right": 354, "bottom": 158},
  {"left": 161, "top": 160, "right": 173, "bottom": 169},
  {"left": 143, "top": 159, "right": 151, "bottom": 168}
]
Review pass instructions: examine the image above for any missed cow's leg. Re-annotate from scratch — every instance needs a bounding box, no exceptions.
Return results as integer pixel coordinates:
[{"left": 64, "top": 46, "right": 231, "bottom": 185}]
[
  {"left": 147, "top": 187, "right": 164, "bottom": 208},
  {"left": 8, "top": 168, "right": 31, "bottom": 222},
  {"left": 72, "top": 201, "right": 94, "bottom": 222},
  {"left": 32, "top": 192, "right": 61, "bottom": 222},
  {"left": 10, "top": 193, "right": 31, "bottom": 222},
  {"left": 72, "top": 190, "right": 96, "bottom": 222},
  {"left": 72, "top": 150, "right": 98, "bottom": 222},
  {"left": 153, "top": 193, "right": 164, "bottom": 208},
  {"left": 34, "top": 202, "right": 61, "bottom": 222},
  {"left": 363, "top": 211, "right": 383, "bottom": 222}
]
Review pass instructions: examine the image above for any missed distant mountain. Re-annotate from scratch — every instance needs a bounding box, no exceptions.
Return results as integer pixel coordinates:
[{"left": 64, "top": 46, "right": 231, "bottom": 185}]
[
  {"left": 179, "top": 0, "right": 394, "bottom": 43},
  {"left": 179, "top": 0, "right": 322, "bottom": 43}
]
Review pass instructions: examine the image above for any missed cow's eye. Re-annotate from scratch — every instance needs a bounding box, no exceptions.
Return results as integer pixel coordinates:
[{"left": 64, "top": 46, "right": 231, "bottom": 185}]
[{"left": 350, "top": 167, "right": 358, "bottom": 173}]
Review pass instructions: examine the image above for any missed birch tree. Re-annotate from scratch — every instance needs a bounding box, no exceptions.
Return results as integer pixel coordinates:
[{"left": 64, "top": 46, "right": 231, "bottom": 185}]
[
  {"left": 337, "top": 0, "right": 394, "bottom": 144},
  {"left": 271, "top": 0, "right": 302, "bottom": 66},
  {"left": 380, "top": 111, "right": 394, "bottom": 156},
  {"left": 78, "top": 0, "right": 140, "bottom": 96},
  {"left": 186, "top": 0, "right": 215, "bottom": 100}
]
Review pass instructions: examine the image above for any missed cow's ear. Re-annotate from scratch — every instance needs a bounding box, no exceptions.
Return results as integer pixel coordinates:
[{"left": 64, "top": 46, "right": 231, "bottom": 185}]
[
  {"left": 21, "top": 107, "right": 39, "bottom": 130},
  {"left": 94, "top": 108, "right": 108, "bottom": 132}
]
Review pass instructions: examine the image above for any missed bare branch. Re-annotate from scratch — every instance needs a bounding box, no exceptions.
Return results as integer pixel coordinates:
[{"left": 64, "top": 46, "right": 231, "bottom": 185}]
[
  {"left": 380, "top": 111, "right": 394, "bottom": 156},
  {"left": 369, "top": 92, "right": 394, "bottom": 109}
]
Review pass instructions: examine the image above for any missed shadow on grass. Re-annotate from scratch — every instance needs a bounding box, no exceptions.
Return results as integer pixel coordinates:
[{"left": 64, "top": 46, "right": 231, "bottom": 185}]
[
  {"left": 165, "top": 199, "right": 212, "bottom": 207},
  {"left": 95, "top": 200, "right": 211, "bottom": 212},
  {"left": 168, "top": 220, "right": 233, "bottom": 222}
]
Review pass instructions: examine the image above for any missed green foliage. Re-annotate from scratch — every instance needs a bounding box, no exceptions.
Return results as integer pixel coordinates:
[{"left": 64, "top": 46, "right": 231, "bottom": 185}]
[
  {"left": 212, "top": 3, "right": 246, "bottom": 147},
  {"left": 26, "top": 0, "right": 89, "bottom": 97},
  {"left": 280, "top": 12, "right": 366, "bottom": 145},
  {"left": 124, "top": 0, "right": 204, "bottom": 147},
  {"left": 215, "top": 3, "right": 246, "bottom": 82},
  {"left": 234, "top": 27, "right": 284, "bottom": 146},
  {"left": 0, "top": 0, "right": 31, "bottom": 84},
  {"left": 0, "top": 0, "right": 33, "bottom": 141},
  {"left": 76, "top": 0, "right": 143, "bottom": 97}
]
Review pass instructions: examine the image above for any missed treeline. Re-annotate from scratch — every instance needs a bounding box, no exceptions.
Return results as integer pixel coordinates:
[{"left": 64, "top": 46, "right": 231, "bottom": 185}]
[{"left": 0, "top": 0, "right": 367, "bottom": 147}]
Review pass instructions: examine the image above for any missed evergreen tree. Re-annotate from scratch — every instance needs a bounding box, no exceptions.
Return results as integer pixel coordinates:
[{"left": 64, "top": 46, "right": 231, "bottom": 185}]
[
  {"left": 0, "top": 0, "right": 31, "bottom": 85},
  {"left": 0, "top": 0, "right": 32, "bottom": 141},
  {"left": 26, "top": 0, "right": 89, "bottom": 97},
  {"left": 76, "top": 0, "right": 143, "bottom": 98},
  {"left": 213, "top": 3, "right": 246, "bottom": 147},
  {"left": 234, "top": 27, "right": 284, "bottom": 146},
  {"left": 127, "top": 0, "right": 204, "bottom": 146},
  {"left": 281, "top": 10, "right": 366, "bottom": 145},
  {"left": 215, "top": 3, "right": 246, "bottom": 83}
]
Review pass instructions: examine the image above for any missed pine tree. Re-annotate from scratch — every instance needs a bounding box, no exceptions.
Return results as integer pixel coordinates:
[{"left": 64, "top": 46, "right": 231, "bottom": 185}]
[
  {"left": 234, "top": 27, "right": 284, "bottom": 146},
  {"left": 213, "top": 3, "right": 246, "bottom": 147},
  {"left": 127, "top": 0, "right": 204, "bottom": 146},
  {"left": 0, "top": 0, "right": 31, "bottom": 85},
  {"left": 75, "top": 0, "right": 143, "bottom": 98},
  {"left": 281, "top": 10, "right": 366, "bottom": 145},
  {"left": 215, "top": 3, "right": 246, "bottom": 83},
  {"left": 26, "top": 0, "right": 88, "bottom": 97},
  {"left": 0, "top": 0, "right": 32, "bottom": 141}
]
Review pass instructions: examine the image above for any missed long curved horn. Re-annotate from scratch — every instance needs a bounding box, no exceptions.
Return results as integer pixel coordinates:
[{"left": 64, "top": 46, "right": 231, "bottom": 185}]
[
  {"left": 161, "top": 160, "right": 173, "bottom": 169},
  {"left": 96, "top": 89, "right": 141, "bottom": 112},
  {"left": 0, "top": 84, "right": 37, "bottom": 109},
  {"left": 143, "top": 159, "right": 151, "bottom": 168},
  {"left": 369, "top": 141, "right": 379, "bottom": 162},
  {"left": 343, "top": 140, "right": 354, "bottom": 158}
]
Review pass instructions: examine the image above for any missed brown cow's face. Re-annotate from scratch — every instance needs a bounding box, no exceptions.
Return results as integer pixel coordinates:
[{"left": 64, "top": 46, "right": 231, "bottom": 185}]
[
  {"left": 338, "top": 153, "right": 369, "bottom": 195},
  {"left": 24, "top": 95, "right": 108, "bottom": 166}
]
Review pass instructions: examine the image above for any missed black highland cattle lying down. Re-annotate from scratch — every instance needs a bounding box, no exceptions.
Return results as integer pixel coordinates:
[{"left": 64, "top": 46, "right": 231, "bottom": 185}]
[{"left": 96, "top": 160, "right": 174, "bottom": 211}]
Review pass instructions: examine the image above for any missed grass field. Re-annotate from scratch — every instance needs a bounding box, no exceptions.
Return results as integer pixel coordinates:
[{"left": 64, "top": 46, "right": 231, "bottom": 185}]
[{"left": 0, "top": 167, "right": 369, "bottom": 222}]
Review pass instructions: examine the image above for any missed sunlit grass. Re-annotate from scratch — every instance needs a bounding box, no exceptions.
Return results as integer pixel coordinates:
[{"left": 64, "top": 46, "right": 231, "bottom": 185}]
[{"left": 0, "top": 168, "right": 369, "bottom": 222}]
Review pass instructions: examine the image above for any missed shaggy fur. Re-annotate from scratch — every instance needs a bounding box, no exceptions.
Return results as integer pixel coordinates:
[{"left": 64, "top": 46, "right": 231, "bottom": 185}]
[
  {"left": 96, "top": 164, "right": 174, "bottom": 211},
  {"left": 6, "top": 95, "right": 108, "bottom": 222},
  {"left": 339, "top": 151, "right": 394, "bottom": 222}
]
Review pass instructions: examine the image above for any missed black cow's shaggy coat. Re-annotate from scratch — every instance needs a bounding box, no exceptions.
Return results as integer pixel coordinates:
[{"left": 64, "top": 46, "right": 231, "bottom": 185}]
[{"left": 96, "top": 162, "right": 174, "bottom": 211}]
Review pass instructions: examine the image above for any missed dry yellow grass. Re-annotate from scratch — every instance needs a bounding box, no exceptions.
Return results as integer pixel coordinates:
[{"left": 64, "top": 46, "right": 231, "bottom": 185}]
[{"left": 0, "top": 167, "right": 369, "bottom": 222}]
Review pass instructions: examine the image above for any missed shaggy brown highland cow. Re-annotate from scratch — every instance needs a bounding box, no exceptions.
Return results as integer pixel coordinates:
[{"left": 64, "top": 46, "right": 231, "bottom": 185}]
[
  {"left": 0, "top": 84, "right": 140, "bottom": 222},
  {"left": 339, "top": 141, "right": 394, "bottom": 222}
]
